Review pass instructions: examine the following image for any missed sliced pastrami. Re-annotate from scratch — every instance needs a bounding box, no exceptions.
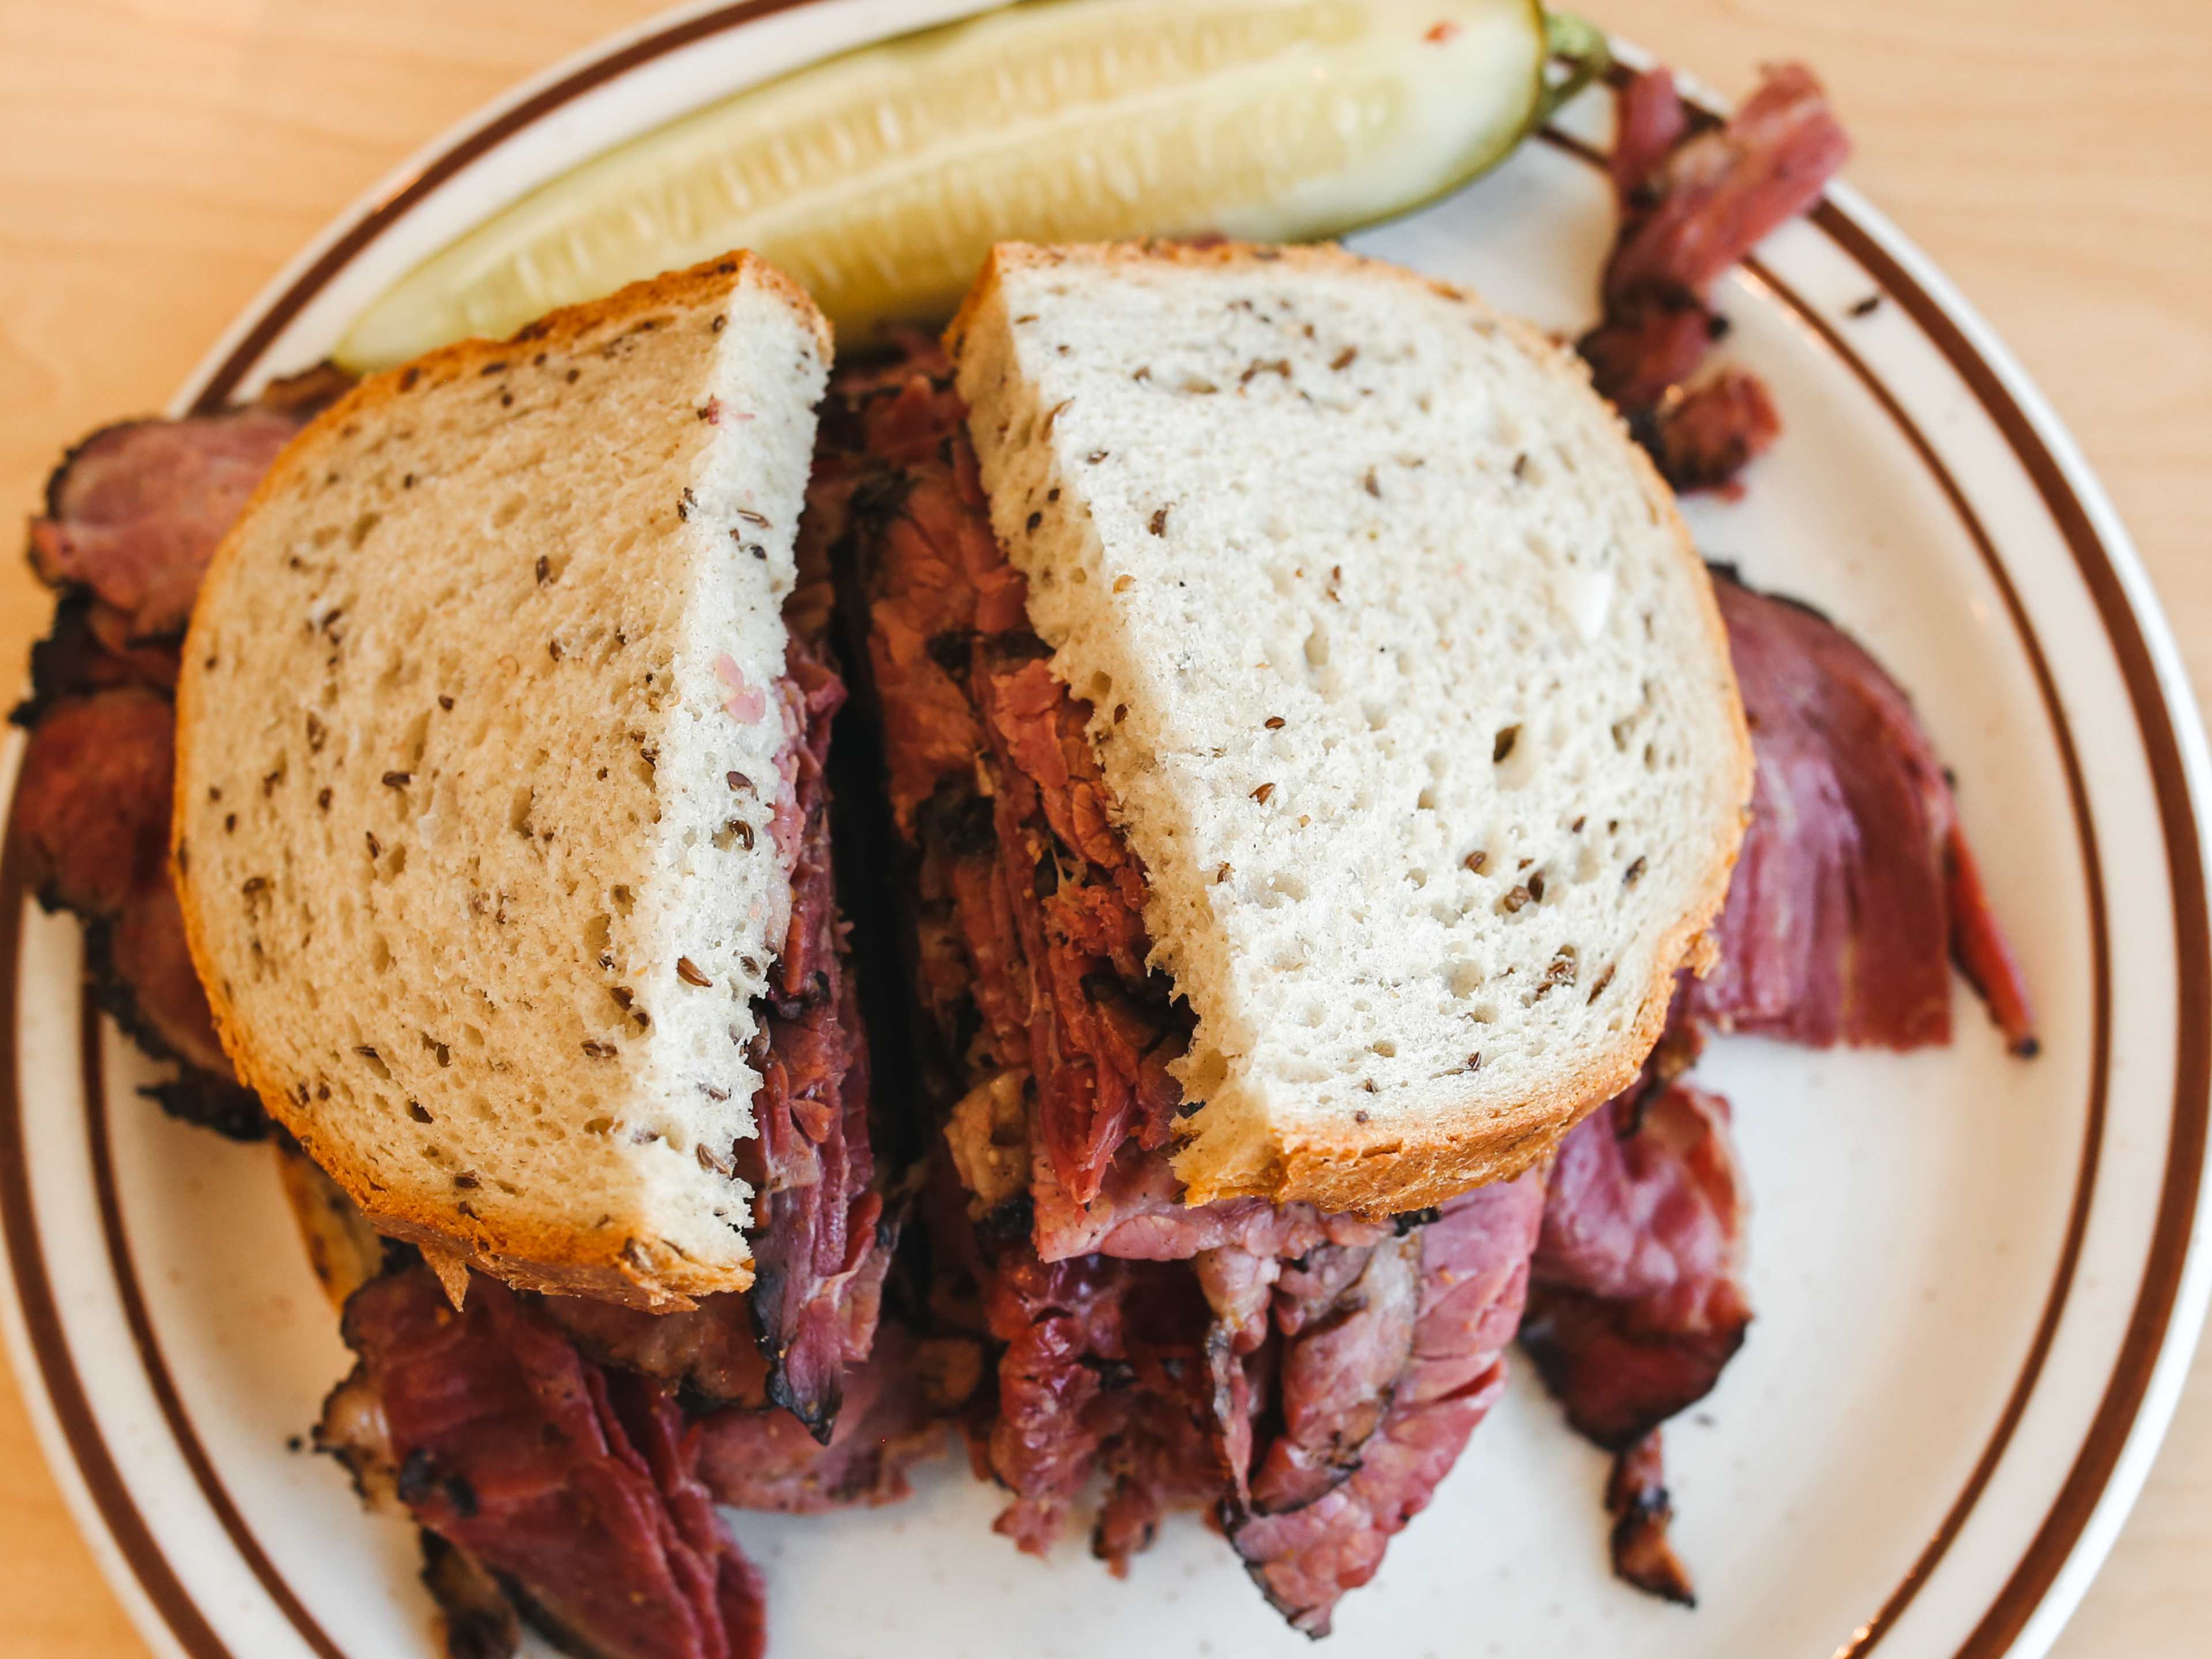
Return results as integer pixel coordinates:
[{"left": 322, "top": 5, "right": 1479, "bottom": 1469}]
[
  {"left": 1694, "top": 574, "right": 2037, "bottom": 1052},
  {"left": 831, "top": 346, "right": 1186, "bottom": 1211},
  {"left": 1524, "top": 1073, "right": 1751, "bottom": 1452},
  {"left": 1579, "top": 63, "right": 1850, "bottom": 491},
  {"left": 740, "top": 634, "right": 890, "bottom": 1440},
  {"left": 1227, "top": 1173, "right": 1544, "bottom": 1637},
  {"left": 694, "top": 1322, "right": 950, "bottom": 1514},
  {"left": 28, "top": 365, "right": 349, "bottom": 640},
  {"left": 323, "top": 1264, "right": 767, "bottom": 1659}
]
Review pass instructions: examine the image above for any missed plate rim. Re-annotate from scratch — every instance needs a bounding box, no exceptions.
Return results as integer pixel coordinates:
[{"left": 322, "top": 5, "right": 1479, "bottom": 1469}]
[{"left": 1, "top": 5, "right": 2207, "bottom": 1657}]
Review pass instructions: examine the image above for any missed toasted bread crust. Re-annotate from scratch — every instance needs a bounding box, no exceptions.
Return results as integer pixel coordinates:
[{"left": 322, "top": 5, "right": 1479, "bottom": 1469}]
[
  {"left": 1177, "top": 925, "right": 1714, "bottom": 1216},
  {"left": 173, "top": 251, "right": 826, "bottom": 1309},
  {"left": 952, "top": 240, "right": 1752, "bottom": 1216}
]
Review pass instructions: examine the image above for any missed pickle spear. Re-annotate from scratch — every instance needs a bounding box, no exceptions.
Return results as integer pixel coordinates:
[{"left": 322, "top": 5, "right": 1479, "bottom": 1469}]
[{"left": 340, "top": 0, "right": 1578, "bottom": 368}]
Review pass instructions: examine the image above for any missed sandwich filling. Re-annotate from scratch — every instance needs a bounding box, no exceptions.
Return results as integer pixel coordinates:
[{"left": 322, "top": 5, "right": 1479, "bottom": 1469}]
[{"left": 724, "top": 630, "right": 886, "bottom": 1431}]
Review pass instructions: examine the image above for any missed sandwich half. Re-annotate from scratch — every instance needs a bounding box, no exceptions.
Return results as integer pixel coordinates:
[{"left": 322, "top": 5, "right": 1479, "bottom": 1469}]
[
  {"left": 933, "top": 239, "right": 1750, "bottom": 1218},
  {"left": 173, "top": 253, "right": 859, "bottom": 1317},
  {"left": 822, "top": 238, "right": 1751, "bottom": 1630}
]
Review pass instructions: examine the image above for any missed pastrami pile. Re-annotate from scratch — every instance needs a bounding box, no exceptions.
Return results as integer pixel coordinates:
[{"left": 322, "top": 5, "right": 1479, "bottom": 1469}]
[{"left": 6, "top": 55, "right": 2039, "bottom": 1658}]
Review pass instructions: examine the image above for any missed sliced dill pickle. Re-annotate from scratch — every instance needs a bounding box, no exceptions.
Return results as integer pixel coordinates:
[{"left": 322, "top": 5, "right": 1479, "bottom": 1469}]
[{"left": 339, "top": 0, "right": 1552, "bottom": 368}]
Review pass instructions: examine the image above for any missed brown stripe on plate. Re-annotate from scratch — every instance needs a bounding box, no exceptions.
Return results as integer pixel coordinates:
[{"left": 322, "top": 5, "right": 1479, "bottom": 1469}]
[
  {"left": 0, "top": 839, "right": 235, "bottom": 1659},
  {"left": 79, "top": 990, "right": 352, "bottom": 1659},
  {"left": 1733, "top": 250, "right": 2115, "bottom": 1658},
  {"left": 1812, "top": 203, "right": 2212, "bottom": 1658}
]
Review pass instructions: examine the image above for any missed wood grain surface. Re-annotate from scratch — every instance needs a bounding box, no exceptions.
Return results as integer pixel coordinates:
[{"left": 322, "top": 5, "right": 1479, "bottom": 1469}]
[{"left": 1, "top": 0, "right": 2206, "bottom": 1653}]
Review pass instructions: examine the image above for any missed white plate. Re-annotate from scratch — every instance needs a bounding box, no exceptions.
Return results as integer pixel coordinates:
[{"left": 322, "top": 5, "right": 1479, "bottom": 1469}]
[{"left": 3, "top": 6, "right": 2208, "bottom": 1658}]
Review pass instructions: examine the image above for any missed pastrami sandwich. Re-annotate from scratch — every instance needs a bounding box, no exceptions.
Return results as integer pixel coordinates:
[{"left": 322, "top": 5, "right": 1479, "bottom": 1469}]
[
  {"left": 819, "top": 239, "right": 1754, "bottom": 1630},
  {"left": 877, "top": 240, "right": 1751, "bottom": 1212},
  {"left": 164, "top": 255, "right": 916, "bottom": 1658},
  {"left": 173, "top": 253, "right": 863, "bottom": 1320}
]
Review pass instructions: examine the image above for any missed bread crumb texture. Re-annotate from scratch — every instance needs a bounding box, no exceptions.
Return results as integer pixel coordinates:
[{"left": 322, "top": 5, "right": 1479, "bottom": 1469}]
[
  {"left": 174, "top": 254, "right": 830, "bottom": 1304},
  {"left": 950, "top": 242, "right": 1749, "bottom": 1211}
]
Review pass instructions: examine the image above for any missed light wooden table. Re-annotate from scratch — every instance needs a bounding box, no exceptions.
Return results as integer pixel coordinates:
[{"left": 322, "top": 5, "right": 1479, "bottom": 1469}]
[{"left": 0, "top": 0, "right": 2206, "bottom": 1652}]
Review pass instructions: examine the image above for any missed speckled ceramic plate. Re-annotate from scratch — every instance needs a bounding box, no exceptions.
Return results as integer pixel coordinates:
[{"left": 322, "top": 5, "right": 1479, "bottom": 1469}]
[{"left": 3, "top": 5, "right": 2208, "bottom": 1657}]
